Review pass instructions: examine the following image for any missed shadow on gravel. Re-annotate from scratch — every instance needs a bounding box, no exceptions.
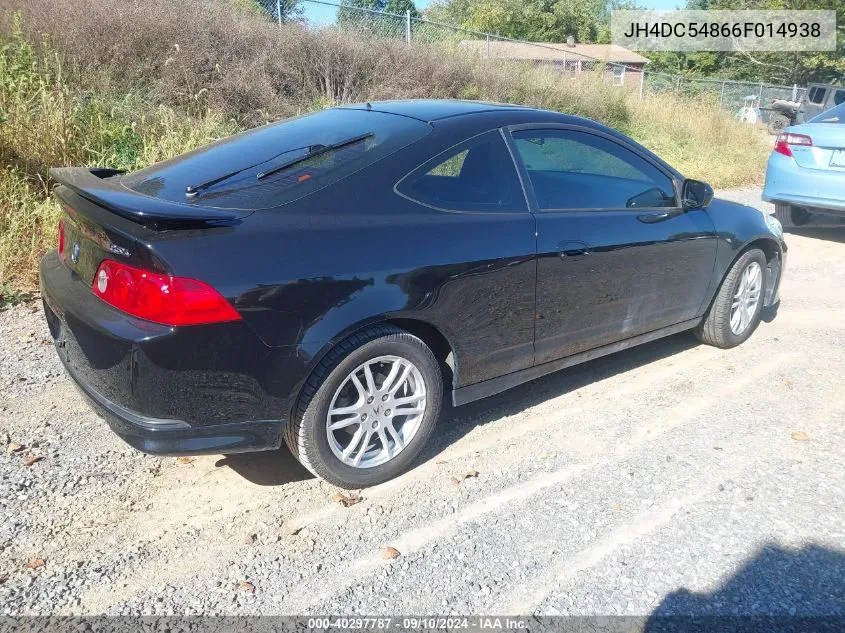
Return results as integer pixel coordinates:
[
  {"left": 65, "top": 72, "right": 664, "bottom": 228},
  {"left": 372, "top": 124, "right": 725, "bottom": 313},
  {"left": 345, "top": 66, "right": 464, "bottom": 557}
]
[
  {"left": 784, "top": 226, "right": 845, "bottom": 245},
  {"left": 420, "top": 331, "right": 700, "bottom": 462},
  {"left": 215, "top": 448, "right": 314, "bottom": 486},
  {"left": 216, "top": 332, "right": 701, "bottom": 486},
  {"left": 644, "top": 544, "right": 845, "bottom": 632}
]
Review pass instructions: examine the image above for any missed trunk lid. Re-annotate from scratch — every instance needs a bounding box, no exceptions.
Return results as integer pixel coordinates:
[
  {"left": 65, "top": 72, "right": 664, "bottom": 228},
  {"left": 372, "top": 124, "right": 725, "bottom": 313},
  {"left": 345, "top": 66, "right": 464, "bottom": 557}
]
[
  {"left": 51, "top": 168, "right": 247, "bottom": 286},
  {"left": 786, "top": 124, "right": 845, "bottom": 172},
  {"left": 56, "top": 185, "right": 151, "bottom": 287}
]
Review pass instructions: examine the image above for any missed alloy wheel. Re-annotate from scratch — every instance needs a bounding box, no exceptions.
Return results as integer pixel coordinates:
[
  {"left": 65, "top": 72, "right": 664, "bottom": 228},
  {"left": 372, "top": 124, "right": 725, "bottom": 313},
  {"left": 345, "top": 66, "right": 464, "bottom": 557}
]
[
  {"left": 729, "top": 261, "right": 762, "bottom": 335},
  {"left": 326, "top": 355, "right": 427, "bottom": 469}
]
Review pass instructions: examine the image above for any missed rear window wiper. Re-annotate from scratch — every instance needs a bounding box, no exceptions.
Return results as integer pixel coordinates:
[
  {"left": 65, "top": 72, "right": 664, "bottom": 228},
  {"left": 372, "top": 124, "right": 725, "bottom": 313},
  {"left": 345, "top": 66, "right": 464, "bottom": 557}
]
[
  {"left": 185, "top": 143, "right": 315, "bottom": 198},
  {"left": 255, "top": 132, "right": 373, "bottom": 180}
]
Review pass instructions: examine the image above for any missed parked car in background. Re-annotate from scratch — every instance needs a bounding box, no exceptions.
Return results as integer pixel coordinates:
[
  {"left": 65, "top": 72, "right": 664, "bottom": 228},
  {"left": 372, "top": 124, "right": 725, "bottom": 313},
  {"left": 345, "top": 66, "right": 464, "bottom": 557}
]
[
  {"left": 763, "top": 102, "right": 845, "bottom": 227},
  {"left": 802, "top": 83, "right": 845, "bottom": 120},
  {"left": 765, "top": 84, "right": 845, "bottom": 134},
  {"left": 41, "top": 100, "right": 786, "bottom": 488}
]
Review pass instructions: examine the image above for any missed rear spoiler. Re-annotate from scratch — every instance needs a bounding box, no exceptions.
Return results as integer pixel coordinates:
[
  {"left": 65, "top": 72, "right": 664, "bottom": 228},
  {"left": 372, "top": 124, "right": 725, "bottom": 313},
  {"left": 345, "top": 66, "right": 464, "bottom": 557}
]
[{"left": 49, "top": 167, "right": 250, "bottom": 225}]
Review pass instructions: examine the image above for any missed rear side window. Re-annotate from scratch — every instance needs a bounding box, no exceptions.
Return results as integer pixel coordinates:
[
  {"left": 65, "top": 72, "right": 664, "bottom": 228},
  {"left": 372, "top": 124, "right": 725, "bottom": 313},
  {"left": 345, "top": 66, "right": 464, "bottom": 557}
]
[
  {"left": 396, "top": 130, "right": 526, "bottom": 213},
  {"left": 834, "top": 90, "right": 845, "bottom": 106},
  {"left": 120, "top": 109, "right": 431, "bottom": 210}
]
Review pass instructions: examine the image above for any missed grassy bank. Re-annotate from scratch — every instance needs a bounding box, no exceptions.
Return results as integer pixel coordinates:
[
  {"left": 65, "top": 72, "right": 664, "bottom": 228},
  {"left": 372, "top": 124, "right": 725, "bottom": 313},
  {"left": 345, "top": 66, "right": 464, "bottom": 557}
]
[
  {"left": 0, "top": 0, "right": 770, "bottom": 295},
  {"left": 0, "top": 15, "right": 238, "bottom": 291}
]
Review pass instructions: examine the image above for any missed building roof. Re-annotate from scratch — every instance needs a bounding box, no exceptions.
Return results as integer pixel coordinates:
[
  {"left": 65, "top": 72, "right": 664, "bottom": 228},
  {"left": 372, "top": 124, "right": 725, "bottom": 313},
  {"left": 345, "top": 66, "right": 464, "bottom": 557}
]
[{"left": 458, "top": 40, "right": 650, "bottom": 65}]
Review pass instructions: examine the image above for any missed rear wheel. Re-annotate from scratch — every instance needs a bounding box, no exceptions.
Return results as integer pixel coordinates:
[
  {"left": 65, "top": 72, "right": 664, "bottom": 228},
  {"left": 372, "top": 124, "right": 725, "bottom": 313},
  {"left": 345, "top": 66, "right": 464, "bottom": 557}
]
[
  {"left": 696, "top": 249, "right": 767, "bottom": 349},
  {"left": 284, "top": 325, "right": 442, "bottom": 489},
  {"left": 775, "top": 203, "right": 812, "bottom": 228}
]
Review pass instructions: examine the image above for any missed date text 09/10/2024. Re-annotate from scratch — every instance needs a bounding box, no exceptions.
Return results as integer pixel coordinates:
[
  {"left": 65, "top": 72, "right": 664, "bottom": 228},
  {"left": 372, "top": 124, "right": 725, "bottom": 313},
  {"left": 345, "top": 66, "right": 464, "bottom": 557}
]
[{"left": 306, "top": 617, "right": 527, "bottom": 630}]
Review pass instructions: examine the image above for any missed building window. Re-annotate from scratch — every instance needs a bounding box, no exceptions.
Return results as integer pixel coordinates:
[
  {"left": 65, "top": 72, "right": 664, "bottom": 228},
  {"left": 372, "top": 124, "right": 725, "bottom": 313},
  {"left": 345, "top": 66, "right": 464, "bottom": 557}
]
[{"left": 612, "top": 65, "right": 626, "bottom": 86}]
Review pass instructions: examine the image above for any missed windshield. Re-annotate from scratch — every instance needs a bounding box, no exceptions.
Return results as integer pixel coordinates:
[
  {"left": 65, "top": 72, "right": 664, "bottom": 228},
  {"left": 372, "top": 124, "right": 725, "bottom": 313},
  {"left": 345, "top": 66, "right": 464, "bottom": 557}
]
[
  {"left": 121, "top": 108, "right": 431, "bottom": 210},
  {"left": 810, "top": 102, "right": 845, "bottom": 124}
]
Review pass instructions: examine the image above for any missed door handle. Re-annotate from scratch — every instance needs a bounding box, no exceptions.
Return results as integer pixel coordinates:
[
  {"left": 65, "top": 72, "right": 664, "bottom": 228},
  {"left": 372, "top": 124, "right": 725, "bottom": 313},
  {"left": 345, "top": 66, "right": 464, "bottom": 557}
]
[
  {"left": 558, "top": 240, "right": 591, "bottom": 258},
  {"left": 637, "top": 211, "right": 672, "bottom": 224}
]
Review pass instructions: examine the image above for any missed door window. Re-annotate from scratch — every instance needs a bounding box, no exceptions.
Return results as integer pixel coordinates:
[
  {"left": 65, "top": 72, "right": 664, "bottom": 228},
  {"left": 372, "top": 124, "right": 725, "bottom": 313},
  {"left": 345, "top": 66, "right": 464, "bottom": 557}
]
[
  {"left": 808, "top": 86, "right": 828, "bottom": 104},
  {"left": 511, "top": 129, "right": 676, "bottom": 211},
  {"left": 397, "top": 130, "right": 526, "bottom": 212}
]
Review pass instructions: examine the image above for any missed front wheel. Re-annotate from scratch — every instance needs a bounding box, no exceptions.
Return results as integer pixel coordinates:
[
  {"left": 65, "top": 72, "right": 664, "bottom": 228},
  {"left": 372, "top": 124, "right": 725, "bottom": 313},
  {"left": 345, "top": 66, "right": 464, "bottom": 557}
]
[
  {"left": 284, "top": 325, "right": 443, "bottom": 489},
  {"left": 696, "top": 249, "right": 767, "bottom": 349}
]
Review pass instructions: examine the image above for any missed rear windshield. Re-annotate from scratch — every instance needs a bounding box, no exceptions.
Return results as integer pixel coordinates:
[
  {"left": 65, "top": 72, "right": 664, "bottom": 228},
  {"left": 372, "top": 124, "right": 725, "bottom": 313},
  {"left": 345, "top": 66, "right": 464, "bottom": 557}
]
[
  {"left": 810, "top": 103, "right": 845, "bottom": 124},
  {"left": 121, "top": 109, "right": 431, "bottom": 210}
]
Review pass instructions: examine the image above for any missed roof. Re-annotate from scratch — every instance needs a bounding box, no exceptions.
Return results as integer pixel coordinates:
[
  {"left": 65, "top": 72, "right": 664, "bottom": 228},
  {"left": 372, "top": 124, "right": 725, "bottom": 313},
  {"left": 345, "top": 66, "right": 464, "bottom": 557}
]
[
  {"left": 458, "top": 40, "right": 650, "bottom": 65},
  {"left": 341, "top": 99, "right": 531, "bottom": 122}
]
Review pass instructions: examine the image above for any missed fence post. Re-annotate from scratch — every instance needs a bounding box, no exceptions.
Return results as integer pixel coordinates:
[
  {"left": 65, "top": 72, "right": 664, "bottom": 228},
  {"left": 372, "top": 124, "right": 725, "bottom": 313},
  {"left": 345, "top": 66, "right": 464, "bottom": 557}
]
[
  {"left": 758, "top": 82, "right": 763, "bottom": 102},
  {"left": 639, "top": 70, "right": 644, "bottom": 100},
  {"left": 792, "top": 83, "right": 797, "bottom": 101},
  {"left": 719, "top": 81, "right": 725, "bottom": 108},
  {"left": 486, "top": 34, "right": 490, "bottom": 58},
  {"left": 405, "top": 10, "right": 411, "bottom": 45},
  {"left": 276, "top": 0, "right": 282, "bottom": 26}
]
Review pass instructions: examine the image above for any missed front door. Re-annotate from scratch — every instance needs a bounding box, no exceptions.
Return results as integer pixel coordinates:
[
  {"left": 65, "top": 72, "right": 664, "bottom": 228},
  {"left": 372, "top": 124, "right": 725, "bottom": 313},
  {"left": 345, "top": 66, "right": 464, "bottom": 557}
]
[{"left": 508, "top": 126, "right": 718, "bottom": 364}]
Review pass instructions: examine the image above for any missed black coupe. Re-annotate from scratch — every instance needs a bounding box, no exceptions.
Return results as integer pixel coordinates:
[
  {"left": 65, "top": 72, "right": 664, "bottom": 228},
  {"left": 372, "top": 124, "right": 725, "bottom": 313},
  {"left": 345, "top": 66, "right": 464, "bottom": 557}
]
[{"left": 41, "top": 100, "right": 786, "bottom": 488}]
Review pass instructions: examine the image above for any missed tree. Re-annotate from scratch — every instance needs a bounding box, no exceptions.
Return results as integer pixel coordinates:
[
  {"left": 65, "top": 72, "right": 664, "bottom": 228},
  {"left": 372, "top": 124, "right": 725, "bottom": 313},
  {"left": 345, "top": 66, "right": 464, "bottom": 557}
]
[
  {"left": 237, "top": 0, "right": 303, "bottom": 23},
  {"left": 423, "top": 0, "right": 615, "bottom": 43},
  {"left": 338, "top": 0, "right": 419, "bottom": 24},
  {"left": 645, "top": 0, "right": 845, "bottom": 84}
]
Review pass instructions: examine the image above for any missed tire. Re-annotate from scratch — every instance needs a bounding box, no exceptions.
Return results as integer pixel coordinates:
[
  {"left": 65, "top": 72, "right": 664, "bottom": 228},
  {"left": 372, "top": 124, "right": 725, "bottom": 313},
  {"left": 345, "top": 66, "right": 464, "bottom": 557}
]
[
  {"left": 775, "top": 203, "right": 812, "bottom": 228},
  {"left": 696, "top": 249, "right": 767, "bottom": 349},
  {"left": 284, "top": 325, "right": 443, "bottom": 489},
  {"left": 767, "top": 114, "right": 789, "bottom": 135}
]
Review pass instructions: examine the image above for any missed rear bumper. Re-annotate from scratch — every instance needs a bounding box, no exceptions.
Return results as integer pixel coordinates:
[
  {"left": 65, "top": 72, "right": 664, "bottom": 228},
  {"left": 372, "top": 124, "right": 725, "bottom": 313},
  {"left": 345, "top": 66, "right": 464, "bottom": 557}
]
[
  {"left": 40, "top": 250, "right": 294, "bottom": 455},
  {"left": 763, "top": 153, "right": 845, "bottom": 214},
  {"left": 65, "top": 359, "right": 283, "bottom": 454}
]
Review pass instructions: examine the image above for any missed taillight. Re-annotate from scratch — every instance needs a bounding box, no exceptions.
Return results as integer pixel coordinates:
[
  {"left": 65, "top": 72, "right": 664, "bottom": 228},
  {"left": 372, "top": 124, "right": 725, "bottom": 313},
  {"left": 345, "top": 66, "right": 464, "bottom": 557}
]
[
  {"left": 57, "top": 220, "right": 65, "bottom": 260},
  {"left": 774, "top": 133, "right": 813, "bottom": 158},
  {"left": 91, "top": 260, "right": 241, "bottom": 326}
]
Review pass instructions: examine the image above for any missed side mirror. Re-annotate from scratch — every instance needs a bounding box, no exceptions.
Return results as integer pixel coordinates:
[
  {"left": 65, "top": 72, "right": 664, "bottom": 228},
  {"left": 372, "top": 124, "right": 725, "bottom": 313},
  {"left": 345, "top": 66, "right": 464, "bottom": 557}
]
[{"left": 682, "top": 179, "right": 714, "bottom": 209}]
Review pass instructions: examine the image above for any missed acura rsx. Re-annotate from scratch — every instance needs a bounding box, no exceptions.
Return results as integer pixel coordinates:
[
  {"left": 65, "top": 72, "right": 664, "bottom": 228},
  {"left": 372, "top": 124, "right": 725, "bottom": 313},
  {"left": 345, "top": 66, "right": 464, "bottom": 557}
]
[{"left": 40, "top": 100, "right": 786, "bottom": 488}]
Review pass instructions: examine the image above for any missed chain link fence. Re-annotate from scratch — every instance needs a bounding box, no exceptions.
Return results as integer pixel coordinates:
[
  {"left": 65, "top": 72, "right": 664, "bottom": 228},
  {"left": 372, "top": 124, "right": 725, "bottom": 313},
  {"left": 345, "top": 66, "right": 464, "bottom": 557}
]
[
  {"left": 644, "top": 74, "right": 806, "bottom": 117},
  {"left": 255, "top": 0, "right": 806, "bottom": 119}
]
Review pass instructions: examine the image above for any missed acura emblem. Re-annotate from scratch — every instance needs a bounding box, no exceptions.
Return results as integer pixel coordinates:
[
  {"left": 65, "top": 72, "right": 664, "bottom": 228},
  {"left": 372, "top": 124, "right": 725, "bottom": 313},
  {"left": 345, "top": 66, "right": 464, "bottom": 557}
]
[{"left": 70, "top": 242, "right": 80, "bottom": 264}]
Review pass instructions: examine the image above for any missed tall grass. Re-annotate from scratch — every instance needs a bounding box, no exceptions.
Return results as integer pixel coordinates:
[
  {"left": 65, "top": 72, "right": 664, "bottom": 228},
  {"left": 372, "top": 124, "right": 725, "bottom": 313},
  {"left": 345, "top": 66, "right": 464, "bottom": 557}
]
[
  {"left": 0, "top": 16, "right": 237, "bottom": 291},
  {"left": 0, "top": 0, "right": 771, "bottom": 295},
  {"left": 627, "top": 92, "right": 769, "bottom": 188}
]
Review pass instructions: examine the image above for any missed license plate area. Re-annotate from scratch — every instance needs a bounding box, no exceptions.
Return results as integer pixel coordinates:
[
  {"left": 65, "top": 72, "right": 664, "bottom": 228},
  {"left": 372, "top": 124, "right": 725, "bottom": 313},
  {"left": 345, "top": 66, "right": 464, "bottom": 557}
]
[{"left": 830, "top": 150, "right": 845, "bottom": 168}]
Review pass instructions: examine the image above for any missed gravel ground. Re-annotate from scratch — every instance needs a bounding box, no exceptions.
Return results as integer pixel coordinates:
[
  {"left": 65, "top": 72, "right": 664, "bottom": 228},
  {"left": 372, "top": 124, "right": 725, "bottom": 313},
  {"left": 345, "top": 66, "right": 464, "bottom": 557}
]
[{"left": 1, "top": 187, "right": 844, "bottom": 617}]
